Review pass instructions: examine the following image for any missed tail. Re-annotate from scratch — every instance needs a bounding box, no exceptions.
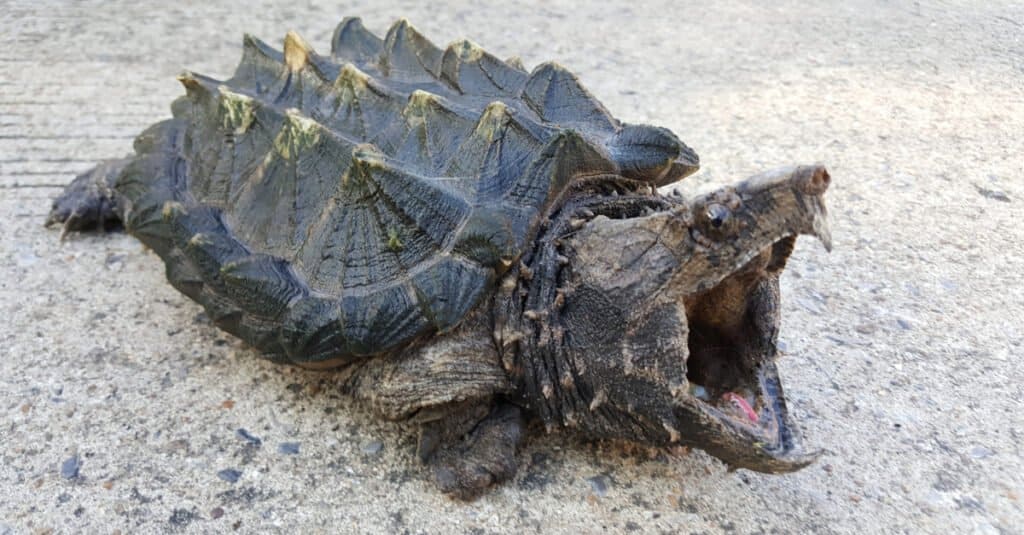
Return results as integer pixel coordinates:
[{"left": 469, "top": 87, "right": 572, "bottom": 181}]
[{"left": 46, "top": 157, "right": 131, "bottom": 239}]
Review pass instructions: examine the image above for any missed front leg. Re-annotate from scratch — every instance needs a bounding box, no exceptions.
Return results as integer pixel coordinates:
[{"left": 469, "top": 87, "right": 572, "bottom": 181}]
[
  {"left": 46, "top": 158, "right": 129, "bottom": 237},
  {"left": 417, "top": 402, "right": 525, "bottom": 500}
]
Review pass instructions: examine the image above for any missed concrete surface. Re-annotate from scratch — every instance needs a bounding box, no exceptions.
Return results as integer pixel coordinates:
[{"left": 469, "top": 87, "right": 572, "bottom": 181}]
[{"left": 2, "top": 1, "right": 1022, "bottom": 533}]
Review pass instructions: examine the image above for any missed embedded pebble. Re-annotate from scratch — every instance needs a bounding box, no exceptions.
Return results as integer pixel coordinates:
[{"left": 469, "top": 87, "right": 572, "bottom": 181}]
[
  {"left": 217, "top": 469, "right": 242, "bottom": 483},
  {"left": 968, "top": 446, "right": 994, "bottom": 459},
  {"left": 974, "top": 184, "right": 1011, "bottom": 202},
  {"left": 586, "top": 475, "right": 610, "bottom": 497},
  {"left": 60, "top": 455, "right": 81, "bottom": 479},
  {"left": 362, "top": 440, "right": 384, "bottom": 455},
  {"left": 168, "top": 508, "right": 198, "bottom": 526},
  {"left": 235, "top": 428, "right": 262, "bottom": 446},
  {"left": 278, "top": 442, "right": 300, "bottom": 455}
]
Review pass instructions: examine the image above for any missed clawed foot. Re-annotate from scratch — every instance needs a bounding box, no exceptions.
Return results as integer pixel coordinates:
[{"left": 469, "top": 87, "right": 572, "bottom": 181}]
[
  {"left": 418, "top": 403, "right": 525, "bottom": 500},
  {"left": 46, "top": 159, "right": 127, "bottom": 238}
]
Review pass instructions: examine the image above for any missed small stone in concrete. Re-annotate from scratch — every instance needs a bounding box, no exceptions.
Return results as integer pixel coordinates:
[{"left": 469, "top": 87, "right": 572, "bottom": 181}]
[
  {"left": 278, "top": 442, "right": 300, "bottom": 455},
  {"left": 60, "top": 455, "right": 81, "bottom": 479},
  {"left": 168, "top": 508, "right": 198, "bottom": 527},
  {"left": 235, "top": 428, "right": 262, "bottom": 446},
  {"left": 974, "top": 184, "right": 1011, "bottom": 203},
  {"left": 586, "top": 474, "right": 610, "bottom": 497},
  {"left": 362, "top": 440, "right": 384, "bottom": 456},
  {"left": 969, "top": 446, "right": 995, "bottom": 459},
  {"left": 217, "top": 469, "right": 242, "bottom": 483}
]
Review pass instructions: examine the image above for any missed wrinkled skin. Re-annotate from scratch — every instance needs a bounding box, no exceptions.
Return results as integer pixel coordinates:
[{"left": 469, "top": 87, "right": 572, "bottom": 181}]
[
  {"left": 49, "top": 164, "right": 830, "bottom": 499},
  {"left": 494, "top": 164, "right": 831, "bottom": 483}
]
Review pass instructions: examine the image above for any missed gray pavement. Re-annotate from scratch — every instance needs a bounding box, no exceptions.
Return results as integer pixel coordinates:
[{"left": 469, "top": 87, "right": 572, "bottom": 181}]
[{"left": 2, "top": 1, "right": 1022, "bottom": 533}]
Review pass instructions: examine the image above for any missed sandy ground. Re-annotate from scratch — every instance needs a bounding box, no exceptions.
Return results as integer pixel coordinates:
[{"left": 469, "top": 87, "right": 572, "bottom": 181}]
[{"left": 2, "top": 1, "right": 1023, "bottom": 533}]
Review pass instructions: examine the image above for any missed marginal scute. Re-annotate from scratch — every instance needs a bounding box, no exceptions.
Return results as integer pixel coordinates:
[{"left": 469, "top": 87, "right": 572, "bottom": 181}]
[
  {"left": 412, "top": 257, "right": 493, "bottom": 329},
  {"left": 608, "top": 123, "right": 700, "bottom": 185},
  {"left": 220, "top": 254, "right": 304, "bottom": 318},
  {"left": 110, "top": 16, "right": 700, "bottom": 364},
  {"left": 341, "top": 283, "right": 429, "bottom": 355}
]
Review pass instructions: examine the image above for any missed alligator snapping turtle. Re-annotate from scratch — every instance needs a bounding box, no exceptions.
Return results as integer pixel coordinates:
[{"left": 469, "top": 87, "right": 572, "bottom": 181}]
[{"left": 47, "top": 17, "right": 832, "bottom": 498}]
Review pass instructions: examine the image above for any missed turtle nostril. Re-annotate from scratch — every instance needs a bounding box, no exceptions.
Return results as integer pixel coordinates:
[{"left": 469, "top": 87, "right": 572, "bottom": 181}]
[
  {"left": 806, "top": 166, "right": 831, "bottom": 193},
  {"left": 798, "top": 165, "right": 831, "bottom": 195}
]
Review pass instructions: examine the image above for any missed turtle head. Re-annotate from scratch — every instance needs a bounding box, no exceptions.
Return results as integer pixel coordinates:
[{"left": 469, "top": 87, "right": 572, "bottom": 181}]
[{"left": 536, "top": 164, "right": 831, "bottom": 473}]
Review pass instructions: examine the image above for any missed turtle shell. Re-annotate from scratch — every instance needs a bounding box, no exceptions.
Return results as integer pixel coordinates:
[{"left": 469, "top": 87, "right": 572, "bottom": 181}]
[{"left": 113, "top": 17, "right": 699, "bottom": 365}]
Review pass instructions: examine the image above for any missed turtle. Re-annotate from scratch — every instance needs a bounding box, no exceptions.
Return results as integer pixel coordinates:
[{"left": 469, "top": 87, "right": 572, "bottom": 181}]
[{"left": 47, "top": 17, "right": 833, "bottom": 499}]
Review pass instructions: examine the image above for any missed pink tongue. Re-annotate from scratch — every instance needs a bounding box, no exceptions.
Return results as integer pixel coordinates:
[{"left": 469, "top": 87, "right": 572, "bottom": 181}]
[{"left": 722, "top": 392, "right": 759, "bottom": 423}]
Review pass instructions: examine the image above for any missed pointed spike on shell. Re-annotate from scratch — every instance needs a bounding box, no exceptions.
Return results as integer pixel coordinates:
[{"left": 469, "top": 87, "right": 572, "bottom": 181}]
[
  {"left": 161, "top": 201, "right": 187, "bottom": 220},
  {"left": 441, "top": 40, "right": 529, "bottom": 96},
  {"left": 331, "top": 16, "right": 383, "bottom": 61},
  {"left": 523, "top": 62, "right": 617, "bottom": 130},
  {"left": 217, "top": 87, "right": 256, "bottom": 134},
  {"left": 448, "top": 39, "right": 485, "bottom": 62},
  {"left": 351, "top": 143, "right": 387, "bottom": 166},
  {"left": 408, "top": 89, "right": 443, "bottom": 108},
  {"left": 381, "top": 18, "right": 443, "bottom": 78},
  {"left": 176, "top": 71, "right": 221, "bottom": 97},
  {"left": 505, "top": 55, "right": 527, "bottom": 72},
  {"left": 284, "top": 108, "right": 320, "bottom": 131},
  {"left": 187, "top": 232, "right": 214, "bottom": 248},
  {"left": 403, "top": 89, "right": 458, "bottom": 122},
  {"left": 269, "top": 109, "right": 323, "bottom": 160},
  {"left": 472, "top": 101, "right": 511, "bottom": 138},
  {"left": 335, "top": 62, "right": 371, "bottom": 88},
  {"left": 283, "top": 30, "right": 314, "bottom": 71},
  {"left": 242, "top": 33, "right": 283, "bottom": 62}
]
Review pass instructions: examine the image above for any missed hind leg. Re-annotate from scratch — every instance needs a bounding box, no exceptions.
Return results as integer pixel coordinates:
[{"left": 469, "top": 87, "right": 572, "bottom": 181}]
[
  {"left": 417, "top": 402, "right": 526, "bottom": 500},
  {"left": 46, "top": 158, "right": 129, "bottom": 237}
]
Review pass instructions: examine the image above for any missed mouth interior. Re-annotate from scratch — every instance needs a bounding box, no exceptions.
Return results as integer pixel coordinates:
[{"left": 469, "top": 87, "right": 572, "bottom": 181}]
[{"left": 682, "top": 239, "right": 795, "bottom": 440}]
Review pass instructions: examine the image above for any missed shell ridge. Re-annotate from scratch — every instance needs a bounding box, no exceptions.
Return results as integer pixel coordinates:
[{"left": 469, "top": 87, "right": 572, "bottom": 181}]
[
  {"left": 379, "top": 19, "right": 444, "bottom": 82},
  {"left": 152, "top": 16, "right": 698, "bottom": 361},
  {"left": 331, "top": 17, "right": 384, "bottom": 62}
]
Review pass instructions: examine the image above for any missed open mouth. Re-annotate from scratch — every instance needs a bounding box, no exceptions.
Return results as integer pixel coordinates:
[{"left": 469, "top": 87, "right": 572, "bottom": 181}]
[{"left": 680, "top": 237, "right": 818, "bottom": 472}]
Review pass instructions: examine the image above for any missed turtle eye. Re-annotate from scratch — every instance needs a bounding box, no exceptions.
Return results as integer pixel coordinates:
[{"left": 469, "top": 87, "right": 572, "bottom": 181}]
[{"left": 706, "top": 203, "right": 730, "bottom": 229}]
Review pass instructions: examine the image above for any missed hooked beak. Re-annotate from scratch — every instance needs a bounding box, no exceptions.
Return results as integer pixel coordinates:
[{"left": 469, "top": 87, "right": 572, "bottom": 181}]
[{"left": 794, "top": 164, "right": 833, "bottom": 252}]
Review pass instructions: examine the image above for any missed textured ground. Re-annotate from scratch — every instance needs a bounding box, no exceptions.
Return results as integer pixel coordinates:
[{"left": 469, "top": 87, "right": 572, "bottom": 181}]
[{"left": 2, "top": 1, "right": 1022, "bottom": 533}]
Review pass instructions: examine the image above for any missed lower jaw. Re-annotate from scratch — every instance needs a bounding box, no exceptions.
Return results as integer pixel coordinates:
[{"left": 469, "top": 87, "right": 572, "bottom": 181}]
[{"left": 695, "top": 360, "right": 819, "bottom": 473}]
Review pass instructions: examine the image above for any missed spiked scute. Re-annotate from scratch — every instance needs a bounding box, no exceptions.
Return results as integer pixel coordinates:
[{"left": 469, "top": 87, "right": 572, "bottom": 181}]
[{"left": 94, "top": 17, "right": 700, "bottom": 365}]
